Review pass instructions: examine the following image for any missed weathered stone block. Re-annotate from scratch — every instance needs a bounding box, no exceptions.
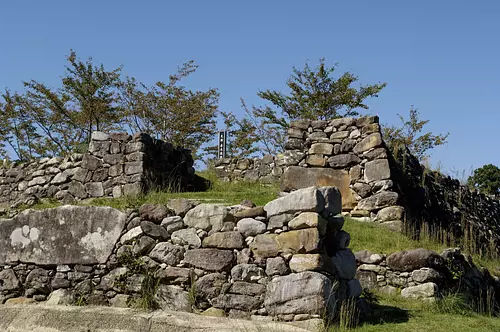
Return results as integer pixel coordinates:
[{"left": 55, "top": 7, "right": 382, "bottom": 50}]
[
  {"left": 184, "top": 248, "right": 234, "bottom": 271},
  {"left": 202, "top": 231, "right": 244, "bottom": 249},
  {"left": 281, "top": 167, "right": 356, "bottom": 210},
  {"left": 264, "top": 186, "right": 324, "bottom": 217},
  {"left": 264, "top": 272, "right": 335, "bottom": 315},
  {"left": 364, "top": 159, "right": 391, "bottom": 183},
  {"left": 0, "top": 206, "right": 127, "bottom": 265}
]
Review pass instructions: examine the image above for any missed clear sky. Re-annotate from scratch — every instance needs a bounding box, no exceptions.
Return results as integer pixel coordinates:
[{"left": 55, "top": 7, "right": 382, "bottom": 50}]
[{"left": 1, "top": 0, "right": 499, "bottom": 176}]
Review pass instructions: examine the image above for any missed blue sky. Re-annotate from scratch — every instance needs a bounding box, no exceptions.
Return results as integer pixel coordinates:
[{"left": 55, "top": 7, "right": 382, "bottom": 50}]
[{"left": 1, "top": 1, "right": 499, "bottom": 176}]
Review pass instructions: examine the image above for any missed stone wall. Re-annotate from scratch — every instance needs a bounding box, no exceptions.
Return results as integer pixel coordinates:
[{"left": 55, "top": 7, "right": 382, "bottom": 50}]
[
  {"left": 0, "top": 186, "right": 362, "bottom": 324},
  {"left": 355, "top": 248, "right": 500, "bottom": 306},
  {"left": 214, "top": 116, "right": 500, "bottom": 256},
  {"left": 0, "top": 132, "right": 195, "bottom": 210},
  {"left": 214, "top": 155, "right": 284, "bottom": 183}
]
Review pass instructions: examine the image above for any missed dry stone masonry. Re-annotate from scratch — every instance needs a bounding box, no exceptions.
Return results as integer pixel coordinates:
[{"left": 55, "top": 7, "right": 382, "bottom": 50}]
[
  {"left": 215, "top": 115, "right": 500, "bottom": 256},
  {"left": 354, "top": 248, "right": 500, "bottom": 305},
  {"left": 0, "top": 186, "right": 364, "bottom": 325},
  {"left": 0, "top": 132, "right": 195, "bottom": 210},
  {"left": 214, "top": 155, "right": 284, "bottom": 183}
]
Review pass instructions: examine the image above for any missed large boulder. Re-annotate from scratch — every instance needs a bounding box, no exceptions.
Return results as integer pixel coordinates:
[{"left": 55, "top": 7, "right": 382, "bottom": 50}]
[
  {"left": 155, "top": 285, "right": 191, "bottom": 312},
  {"left": 0, "top": 206, "right": 127, "bottom": 265},
  {"left": 357, "top": 191, "right": 399, "bottom": 211},
  {"left": 386, "top": 249, "right": 445, "bottom": 272},
  {"left": 281, "top": 167, "right": 356, "bottom": 209},
  {"left": 212, "top": 294, "right": 262, "bottom": 311},
  {"left": 264, "top": 272, "right": 336, "bottom": 315}
]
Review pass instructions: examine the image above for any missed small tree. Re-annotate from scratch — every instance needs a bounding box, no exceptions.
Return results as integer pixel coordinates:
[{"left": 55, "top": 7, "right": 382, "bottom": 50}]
[
  {"left": 467, "top": 164, "right": 500, "bottom": 196},
  {"left": 383, "top": 107, "right": 449, "bottom": 161},
  {"left": 240, "top": 58, "right": 387, "bottom": 154}
]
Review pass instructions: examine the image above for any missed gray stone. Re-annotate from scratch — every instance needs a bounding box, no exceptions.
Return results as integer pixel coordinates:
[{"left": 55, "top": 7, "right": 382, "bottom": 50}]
[
  {"left": 212, "top": 294, "right": 262, "bottom": 311},
  {"left": 308, "top": 143, "right": 333, "bottom": 155},
  {"left": 231, "top": 264, "right": 265, "bottom": 282},
  {"left": 386, "top": 249, "right": 445, "bottom": 272},
  {"left": 202, "top": 231, "right": 244, "bottom": 249},
  {"left": 233, "top": 206, "right": 265, "bottom": 220},
  {"left": 25, "top": 268, "right": 50, "bottom": 294},
  {"left": 148, "top": 243, "right": 185, "bottom": 266},
  {"left": 411, "top": 268, "right": 442, "bottom": 283},
  {"left": 167, "top": 199, "right": 194, "bottom": 217},
  {"left": 140, "top": 221, "right": 169, "bottom": 241},
  {"left": 353, "top": 182, "right": 372, "bottom": 198},
  {"left": 264, "top": 272, "right": 336, "bottom": 315},
  {"left": 184, "top": 249, "right": 234, "bottom": 271},
  {"left": 354, "top": 250, "right": 384, "bottom": 264},
  {"left": 306, "top": 154, "right": 326, "bottom": 167},
  {"left": 46, "top": 289, "right": 74, "bottom": 306},
  {"left": 68, "top": 181, "right": 87, "bottom": 198},
  {"left": 327, "top": 154, "right": 361, "bottom": 168},
  {"left": 51, "top": 173, "right": 68, "bottom": 185},
  {"left": 267, "top": 213, "right": 294, "bottom": 230},
  {"left": 386, "top": 248, "right": 444, "bottom": 272},
  {"left": 183, "top": 204, "right": 229, "bottom": 232},
  {"left": 229, "top": 281, "right": 266, "bottom": 296},
  {"left": 331, "top": 249, "right": 357, "bottom": 280},
  {"left": 356, "top": 270, "right": 378, "bottom": 290},
  {"left": 132, "top": 236, "right": 156, "bottom": 255},
  {"left": 401, "top": 282, "right": 438, "bottom": 299},
  {"left": 120, "top": 226, "right": 143, "bottom": 244},
  {"left": 281, "top": 167, "right": 356, "bottom": 210},
  {"left": 172, "top": 228, "right": 201, "bottom": 248},
  {"left": 85, "top": 182, "right": 104, "bottom": 197},
  {"left": 109, "top": 294, "right": 130, "bottom": 308},
  {"left": 330, "top": 131, "right": 349, "bottom": 140},
  {"left": 363, "top": 148, "right": 388, "bottom": 160},
  {"left": 353, "top": 133, "right": 383, "bottom": 154},
  {"left": 364, "top": 159, "right": 391, "bottom": 183},
  {"left": 289, "top": 254, "right": 334, "bottom": 274},
  {"left": 0, "top": 269, "right": 20, "bottom": 291},
  {"left": 91, "top": 131, "right": 109, "bottom": 141},
  {"left": 266, "top": 257, "right": 289, "bottom": 276},
  {"left": 288, "top": 212, "right": 327, "bottom": 236},
  {"left": 154, "top": 267, "right": 191, "bottom": 284},
  {"left": 236, "top": 218, "right": 266, "bottom": 237},
  {"left": 357, "top": 191, "right": 399, "bottom": 211},
  {"left": 123, "top": 183, "right": 142, "bottom": 196},
  {"left": 155, "top": 284, "right": 191, "bottom": 312},
  {"left": 0, "top": 206, "right": 127, "bottom": 265},
  {"left": 195, "top": 273, "right": 227, "bottom": 302},
  {"left": 139, "top": 204, "right": 170, "bottom": 223},
  {"left": 377, "top": 206, "right": 404, "bottom": 222},
  {"left": 264, "top": 186, "right": 324, "bottom": 218},
  {"left": 82, "top": 154, "right": 102, "bottom": 171}
]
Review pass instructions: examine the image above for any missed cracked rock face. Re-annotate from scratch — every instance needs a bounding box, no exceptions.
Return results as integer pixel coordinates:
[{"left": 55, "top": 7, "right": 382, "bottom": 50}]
[{"left": 0, "top": 206, "right": 127, "bottom": 265}]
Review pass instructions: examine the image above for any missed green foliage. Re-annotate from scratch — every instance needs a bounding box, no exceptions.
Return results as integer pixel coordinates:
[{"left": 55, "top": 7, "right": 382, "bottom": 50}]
[
  {"left": 120, "top": 61, "right": 219, "bottom": 160},
  {"left": 232, "top": 58, "right": 386, "bottom": 155},
  {"left": 383, "top": 107, "right": 449, "bottom": 161},
  {"left": 467, "top": 164, "right": 500, "bottom": 196}
]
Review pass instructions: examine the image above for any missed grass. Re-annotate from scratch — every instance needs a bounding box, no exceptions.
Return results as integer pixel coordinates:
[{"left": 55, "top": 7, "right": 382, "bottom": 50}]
[
  {"left": 343, "top": 217, "right": 500, "bottom": 276},
  {"left": 332, "top": 292, "right": 500, "bottom": 332},
  {"left": 9, "top": 169, "right": 280, "bottom": 214}
]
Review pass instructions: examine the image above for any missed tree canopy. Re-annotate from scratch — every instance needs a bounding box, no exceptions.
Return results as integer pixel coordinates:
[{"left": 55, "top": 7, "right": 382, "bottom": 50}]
[
  {"left": 0, "top": 51, "right": 219, "bottom": 162},
  {"left": 467, "top": 164, "right": 500, "bottom": 196},
  {"left": 224, "top": 58, "right": 387, "bottom": 156}
]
